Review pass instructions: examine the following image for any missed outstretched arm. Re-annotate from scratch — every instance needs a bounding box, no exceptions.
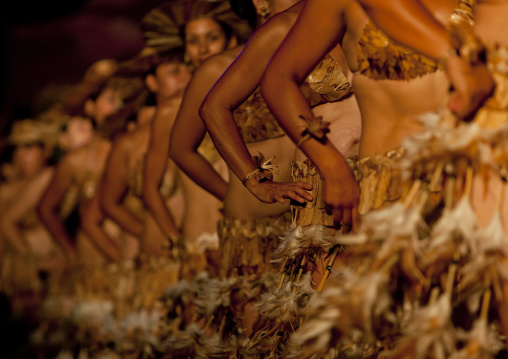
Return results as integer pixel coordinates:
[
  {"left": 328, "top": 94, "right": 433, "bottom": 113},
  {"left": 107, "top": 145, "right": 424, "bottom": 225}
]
[
  {"left": 168, "top": 57, "right": 230, "bottom": 201},
  {"left": 199, "top": 8, "right": 313, "bottom": 205},
  {"left": 143, "top": 101, "right": 182, "bottom": 240},
  {"left": 260, "top": 0, "right": 359, "bottom": 228},
  {"left": 100, "top": 135, "right": 143, "bottom": 237},
  {"left": 356, "top": 0, "right": 495, "bottom": 120}
]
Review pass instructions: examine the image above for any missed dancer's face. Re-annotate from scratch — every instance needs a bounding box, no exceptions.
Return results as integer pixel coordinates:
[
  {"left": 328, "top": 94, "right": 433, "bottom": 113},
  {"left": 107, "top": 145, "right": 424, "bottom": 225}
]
[
  {"left": 184, "top": 18, "right": 229, "bottom": 67},
  {"left": 60, "top": 117, "right": 94, "bottom": 151},
  {"left": 13, "top": 144, "right": 45, "bottom": 177},
  {"left": 94, "top": 87, "right": 122, "bottom": 126},
  {"left": 154, "top": 62, "right": 192, "bottom": 99}
]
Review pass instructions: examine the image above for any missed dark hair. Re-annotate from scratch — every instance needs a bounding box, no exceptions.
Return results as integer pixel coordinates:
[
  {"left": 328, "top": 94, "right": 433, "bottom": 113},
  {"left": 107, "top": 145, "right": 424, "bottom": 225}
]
[
  {"left": 179, "top": 17, "right": 235, "bottom": 43},
  {"left": 229, "top": 0, "right": 257, "bottom": 29},
  {"left": 146, "top": 47, "right": 186, "bottom": 76}
]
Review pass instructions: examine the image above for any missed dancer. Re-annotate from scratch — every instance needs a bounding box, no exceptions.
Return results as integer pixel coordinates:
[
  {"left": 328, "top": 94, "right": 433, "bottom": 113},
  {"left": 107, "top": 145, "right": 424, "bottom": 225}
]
[
  {"left": 0, "top": 119, "right": 61, "bottom": 295},
  {"left": 37, "top": 61, "right": 147, "bottom": 264},
  {"left": 99, "top": 47, "right": 191, "bottom": 257},
  {"left": 141, "top": 0, "right": 251, "bottom": 278},
  {"left": 262, "top": 0, "right": 508, "bottom": 356}
]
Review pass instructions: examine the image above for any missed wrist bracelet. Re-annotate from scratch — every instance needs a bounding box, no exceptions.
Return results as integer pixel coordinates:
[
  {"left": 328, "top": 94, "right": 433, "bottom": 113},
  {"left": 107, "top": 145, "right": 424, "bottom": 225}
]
[
  {"left": 241, "top": 151, "right": 278, "bottom": 187},
  {"left": 297, "top": 114, "right": 330, "bottom": 147}
]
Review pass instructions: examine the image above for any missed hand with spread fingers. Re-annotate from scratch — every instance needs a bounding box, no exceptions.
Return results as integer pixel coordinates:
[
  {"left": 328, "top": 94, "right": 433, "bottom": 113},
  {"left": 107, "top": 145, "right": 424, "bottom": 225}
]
[{"left": 244, "top": 176, "right": 314, "bottom": 204}]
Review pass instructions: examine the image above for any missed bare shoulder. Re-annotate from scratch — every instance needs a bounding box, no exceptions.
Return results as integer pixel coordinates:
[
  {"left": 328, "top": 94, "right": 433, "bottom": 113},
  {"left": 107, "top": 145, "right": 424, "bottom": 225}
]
[{"left": 194, "top": 47, "right": 243, "bottom": 80}]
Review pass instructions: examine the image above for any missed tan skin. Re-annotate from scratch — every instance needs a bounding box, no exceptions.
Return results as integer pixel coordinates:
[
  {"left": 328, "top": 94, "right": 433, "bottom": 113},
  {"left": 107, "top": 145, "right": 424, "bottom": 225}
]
[
  {"left": 99, "top": 61, "right": 190, "bottom": 256},
  {"left": 1, "top": 145, "right": 55, "bottom": 257},
  {"left": 37, "top": 87, "right": 122, "bottom": 263},
  {"left": 356, "top": 0, "right": 496, "bottom": 121},
  {"left": 200, "top": 2, "right": 361, "bottom": 221},
  {"left": 356, "top": 0, "right": 508, "bottom": 339},
  {"left": 170, "top": 1, "right": 315, "bottom": 219},
  {"left": 260, "top": 0, "right": 456, "bottom": 230},
  {"left": 144, "top": 17, "right": 235, "bottom": 248},
  {"left": 196, "top": 1, "right": 359, "bottom": 334}
]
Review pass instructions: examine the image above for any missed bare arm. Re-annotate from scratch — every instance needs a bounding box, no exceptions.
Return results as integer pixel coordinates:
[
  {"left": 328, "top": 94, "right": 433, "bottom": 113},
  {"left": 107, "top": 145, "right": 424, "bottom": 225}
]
[
  {"left": 143, "top": 101, "right": 181, "bottom": 240},
  {"left": 357, "top": 0, "right": 449, "bottom": 59},
  {"left": 81, "top": 191, "right": 121, "bottom": 262},
  {"left": 199, "top": 9, "right": 313, "bottom": 204},
  {"left": 37, "top": 156, "right": 77, "bottom": 259},
  {"left": 356, "top": 0, "right": 495, "bottom": 120},
  {"left": 100, "top": 134, "right": 143, "bottom": 237},
  {"left": 0, "top": 169, "right": 53, "bottom": 255},
  {"left": 169, "top": 57, "right": 230, "bottom": 201},
  {"left": 260, "top": 0, "right": 359, "bottom": 228}
]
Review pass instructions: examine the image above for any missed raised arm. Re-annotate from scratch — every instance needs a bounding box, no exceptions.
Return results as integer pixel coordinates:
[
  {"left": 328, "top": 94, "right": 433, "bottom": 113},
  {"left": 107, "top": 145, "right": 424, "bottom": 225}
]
[
  {"left": 199, "top": 8, "right": 313, "bottom": 204},
  {"left": 100, "top": 134, "right": 143, "bottom": 237},
  {"left": 260, "top": 0, "right": 359, "bottom": 228},
  {"left": 37, "top": 156, "right": 77, "bottom": 260},
  {"left": 356, "top": 0, "right": 495, "bottom": 120},
  {"left": 168, "top": 56, "right": 230, "bottom": 201},
  {"left": 143, "top": 101, "right": 182, "bottom": 240}
]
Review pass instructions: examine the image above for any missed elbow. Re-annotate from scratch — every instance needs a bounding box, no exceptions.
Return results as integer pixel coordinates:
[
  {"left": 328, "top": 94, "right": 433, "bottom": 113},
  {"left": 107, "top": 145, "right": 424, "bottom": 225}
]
[
  {"left": 141, "top": 185, "right": 157, "bottom": 211},
  {"left": 100, "top": 198, "right": 115, "bottom": 220},
  {"left": 197, "top": 98, "right": 211, "bottom": 127},
  {"left": 168, "top": 141, "right": 179, "bottom": 163},
  {"left": 80, "top": 206, "right": 100, "bottom": 237},
  {"left": 37, "top": 200, "right": 52, "bottom": 223},
  {"left": 79, "top": 211, "right": 94, "bottom": 237}
]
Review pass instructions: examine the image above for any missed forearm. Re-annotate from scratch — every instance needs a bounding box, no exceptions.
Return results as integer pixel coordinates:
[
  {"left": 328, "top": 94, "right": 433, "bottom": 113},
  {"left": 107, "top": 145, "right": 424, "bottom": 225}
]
[
  {"left": 170, "top": 148, "right": 227, "bottom": 201},
  {"left": 0, "top": 221, "right": 28, "bottom": 255},
  {"left": 102, "top": 203, "right": 143, "bottom": 238},
  {"left": 37, "top": 206, "right": 75, "bottom": 257},
  {"left": 81, "top": 218, "right": 120, "bottom": 262},
  {"left": 357, "top": 0, "right": 449, "bottom": 59},
  {"left": 142, "top": 187, "right": 180, "bottom": 238},
  {"left": 199, "top": 104, "right": 256, "bottom": 182}
]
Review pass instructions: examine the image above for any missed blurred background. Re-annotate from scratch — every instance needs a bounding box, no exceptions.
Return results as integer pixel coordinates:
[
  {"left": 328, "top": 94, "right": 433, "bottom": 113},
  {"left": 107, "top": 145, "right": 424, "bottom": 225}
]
[{"left": 0, "top": 0, "right": 166, "bottom": 138}]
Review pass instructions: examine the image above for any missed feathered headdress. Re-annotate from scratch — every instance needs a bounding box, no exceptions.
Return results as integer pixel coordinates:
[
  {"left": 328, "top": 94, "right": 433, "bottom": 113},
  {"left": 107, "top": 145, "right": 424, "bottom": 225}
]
[{"left": 140, "top": 0, "right": 253, "bottom": 54}]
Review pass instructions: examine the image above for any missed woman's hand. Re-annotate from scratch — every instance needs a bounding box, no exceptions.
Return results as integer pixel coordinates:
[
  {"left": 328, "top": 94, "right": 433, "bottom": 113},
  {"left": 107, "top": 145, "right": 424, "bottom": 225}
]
[
  {"left": 244, "top": 176, "right": 314, "bottom": 204},
  {"left": 446, "top": 55, "right": 495, "bottom": 121},
  {"left": 321, "top": 164, "right": 360, "bottom": 233}
]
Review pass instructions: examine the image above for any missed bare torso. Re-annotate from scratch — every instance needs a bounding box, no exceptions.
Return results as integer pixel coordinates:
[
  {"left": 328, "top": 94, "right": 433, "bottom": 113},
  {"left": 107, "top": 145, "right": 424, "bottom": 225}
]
[{"left": 342, "top": 0, "right": 455, "bottom": 158}]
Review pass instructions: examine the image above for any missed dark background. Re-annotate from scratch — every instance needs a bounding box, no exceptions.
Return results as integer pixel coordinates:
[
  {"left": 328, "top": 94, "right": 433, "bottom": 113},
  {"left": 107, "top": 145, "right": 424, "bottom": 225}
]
[{"left": 0, "top": 0, "right": 166, "bottom": 138}]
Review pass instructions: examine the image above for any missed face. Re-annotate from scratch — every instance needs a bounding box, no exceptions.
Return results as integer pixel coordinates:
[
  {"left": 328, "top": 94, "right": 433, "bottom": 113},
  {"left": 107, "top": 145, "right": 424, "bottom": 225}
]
[
  {"left": 184, "top": 18, "right": 229, "bottom": 67},
  {"left": 94, "top": 87, "right": 123, "bottom": 125},
  {"left": 13, "top": 144, "right": 46, "bottom": 177},
  {"left": 60, "top": 117, "right": 94, "bottom": 151},
  {"left": 154, "top": 62, "right": 192, "bottom": 99}
]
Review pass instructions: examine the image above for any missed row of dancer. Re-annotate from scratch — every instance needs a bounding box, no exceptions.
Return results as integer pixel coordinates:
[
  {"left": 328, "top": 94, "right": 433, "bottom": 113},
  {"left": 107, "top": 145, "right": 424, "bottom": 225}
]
[{"left": 1, "top": 0, "right": 508, "bottom": 357}]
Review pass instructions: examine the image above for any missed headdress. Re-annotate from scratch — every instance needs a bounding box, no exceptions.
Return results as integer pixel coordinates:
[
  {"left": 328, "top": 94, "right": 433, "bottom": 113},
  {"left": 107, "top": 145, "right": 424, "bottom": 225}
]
[
  {"left": 140, "top": 0, "right": 253, "bottom": 54},
  {"left": 7, "top": 119, "right": 60, "bottom": 147},
  {"left": 115, "top": 46, "right": 186, "bottom": 78},
  {"left": 62, "top": 59, "right": 119, "bottom": 117},
  {"left": 98, "top": 75, "right": 150, "bottom": 140}
]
